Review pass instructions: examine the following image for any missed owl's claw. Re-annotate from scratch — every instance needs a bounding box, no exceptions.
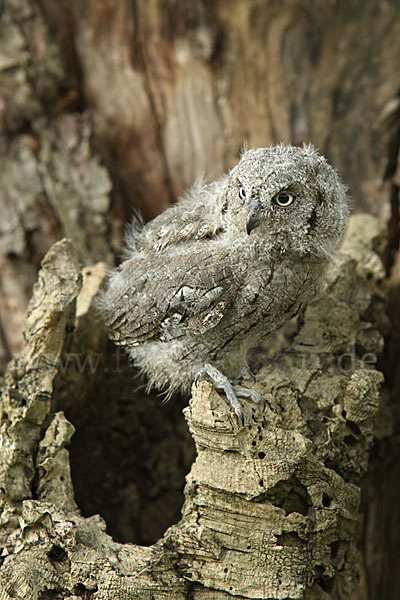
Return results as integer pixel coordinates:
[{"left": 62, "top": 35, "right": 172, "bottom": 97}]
[
  {"left": 237, "top": 366, "right": 257, "bottom": 383},
  {"left": 194, "top": 363, "right": 265, "bottom": 426},
  {"left": 194, "top": 370, "right": 204, "bottom": 387}
]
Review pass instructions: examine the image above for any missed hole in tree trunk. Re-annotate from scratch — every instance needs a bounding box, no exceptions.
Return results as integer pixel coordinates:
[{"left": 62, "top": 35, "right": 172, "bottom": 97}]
[{"left": 52, "top": 339, "right": 195, "bottom": 546}]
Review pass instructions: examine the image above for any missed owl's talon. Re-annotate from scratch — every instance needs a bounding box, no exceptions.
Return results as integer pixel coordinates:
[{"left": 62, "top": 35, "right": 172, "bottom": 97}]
[
  {"left": 234, "top": 406, "right": 245, "bottom": 427},
  {"left": 237, "top": 367, "right": 257, "bottom": 383},
  {"left": 194, "top": 370, "right": 205, "bottom": 387}
]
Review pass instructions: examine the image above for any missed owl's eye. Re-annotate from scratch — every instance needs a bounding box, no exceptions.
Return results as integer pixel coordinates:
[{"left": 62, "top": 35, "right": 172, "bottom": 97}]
[
  {"left": 273, "top": 191, "right": 296, "bottom": 207},
  {"left": 239, "top": 186, "right": 247, "bottom": 200}
]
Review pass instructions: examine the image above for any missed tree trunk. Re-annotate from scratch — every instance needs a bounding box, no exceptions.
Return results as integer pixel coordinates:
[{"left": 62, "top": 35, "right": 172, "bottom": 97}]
[
  {"left": 0, "top": 215, "right": 388, "bottom": 599},
  {"left": 1, "top": 1, "right": 400, "bottom": 598}
]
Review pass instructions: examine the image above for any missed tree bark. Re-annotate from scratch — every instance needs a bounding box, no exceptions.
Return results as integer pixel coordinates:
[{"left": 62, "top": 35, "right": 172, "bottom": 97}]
[
  {"left": 0, "top": 214, "right": 388, "bottom": 599},
  {"left": 1, "top": 0, "right": 400, "bottom": 598},
  {"left": 2, "top": 0, "right": 400, "bottom": 370}
]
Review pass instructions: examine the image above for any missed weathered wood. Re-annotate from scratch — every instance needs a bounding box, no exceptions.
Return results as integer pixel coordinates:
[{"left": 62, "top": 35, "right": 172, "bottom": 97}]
[
  {"left": 1, "top": 0, "right": 400, "bottom": 597},
  {"left": 2, "top": 0, "right": 400, "bottom": 370},
  {"left": 37, "top": 0, "right": 400, "bottom": 217},
  {"left": 0, "top": 215, "right": 387, "bottom": 599}
]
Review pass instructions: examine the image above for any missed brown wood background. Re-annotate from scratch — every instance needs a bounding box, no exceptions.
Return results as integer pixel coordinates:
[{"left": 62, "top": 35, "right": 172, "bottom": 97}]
[{"left": 1, "top": 1, "right": 400, "bottom": 598}]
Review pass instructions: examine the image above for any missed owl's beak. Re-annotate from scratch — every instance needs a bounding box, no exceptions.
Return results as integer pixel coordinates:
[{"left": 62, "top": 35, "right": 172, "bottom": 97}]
[{"left": 246, "top": 199, "right": 263, "bottom": 234}]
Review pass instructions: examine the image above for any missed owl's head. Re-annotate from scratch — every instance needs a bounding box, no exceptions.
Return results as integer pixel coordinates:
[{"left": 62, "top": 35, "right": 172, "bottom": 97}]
[{"left": 226, "top": 144, "right": 349, "bottom": 257}]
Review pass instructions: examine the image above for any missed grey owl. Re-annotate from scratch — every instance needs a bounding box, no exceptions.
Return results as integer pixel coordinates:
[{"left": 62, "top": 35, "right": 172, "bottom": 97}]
[{"left": 100, "top": 144, "right": 349, "bottom": 423}]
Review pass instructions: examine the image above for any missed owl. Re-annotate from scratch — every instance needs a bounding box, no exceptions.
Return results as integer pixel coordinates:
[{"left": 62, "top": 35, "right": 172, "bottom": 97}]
[{"left": 100, "top": 144, "right": 349, "bottom": 423}]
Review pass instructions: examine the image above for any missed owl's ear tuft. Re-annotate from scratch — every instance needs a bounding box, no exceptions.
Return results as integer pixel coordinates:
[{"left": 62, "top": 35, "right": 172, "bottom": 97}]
[
  {"left": 240, "top": 140, "right": 249, "bottom": 156},
  {"left": 302, "top": 141, "right": 319, "bottom": 156}
]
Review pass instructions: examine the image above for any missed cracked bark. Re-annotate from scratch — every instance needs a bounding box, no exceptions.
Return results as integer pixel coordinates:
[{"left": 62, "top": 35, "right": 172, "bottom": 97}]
[
  {"left": 1, "top": 1, "right": 400, "bottom": 598},
  {"left": 0, "top": 214, "right": 389, "bottom": 599}
]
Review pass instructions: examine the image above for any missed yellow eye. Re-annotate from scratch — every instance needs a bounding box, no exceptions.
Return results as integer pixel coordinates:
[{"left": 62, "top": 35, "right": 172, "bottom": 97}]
[{"left": 274, "top": 191, "right": 296, "bottom": 207}]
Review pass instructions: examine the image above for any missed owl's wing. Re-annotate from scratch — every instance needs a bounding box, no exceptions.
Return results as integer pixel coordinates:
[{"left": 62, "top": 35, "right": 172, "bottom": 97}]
[
  {"left": 143, "top": 211, "right": 223, "bottom": 251},
  {"left": 134, "top": 177, "right": 228, "bottom": 253},
  {"left": 102, "top": 245, "right": 240, "bottom": 346}
]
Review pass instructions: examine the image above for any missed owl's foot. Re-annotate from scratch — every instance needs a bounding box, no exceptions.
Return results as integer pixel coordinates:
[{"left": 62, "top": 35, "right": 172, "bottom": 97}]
[
  {"left": 195, "top": 363, "right": 263, "bottom": 425},
  {"left": 237, "top": 366, "right": 257, "bottom": 383},
  {"left": 232, "top": 386, "right": 263, "bottom": 404}
]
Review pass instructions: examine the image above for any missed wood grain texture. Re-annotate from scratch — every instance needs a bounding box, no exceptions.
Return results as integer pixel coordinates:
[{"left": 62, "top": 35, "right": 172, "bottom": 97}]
[
  {"left": 1, "top": 1, "right": 399, "bottom": 597},
  {"left": 38, "top": 0, "right": 400, "bottom": 218},
  {"left": 2, "top": 0, "right": 400, "bottom": 365}
]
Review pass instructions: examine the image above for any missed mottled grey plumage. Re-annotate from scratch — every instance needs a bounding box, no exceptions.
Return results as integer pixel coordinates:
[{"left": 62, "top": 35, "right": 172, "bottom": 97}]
[{"left": 100, "top": 144, "right": 349, "bottom": 421}]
